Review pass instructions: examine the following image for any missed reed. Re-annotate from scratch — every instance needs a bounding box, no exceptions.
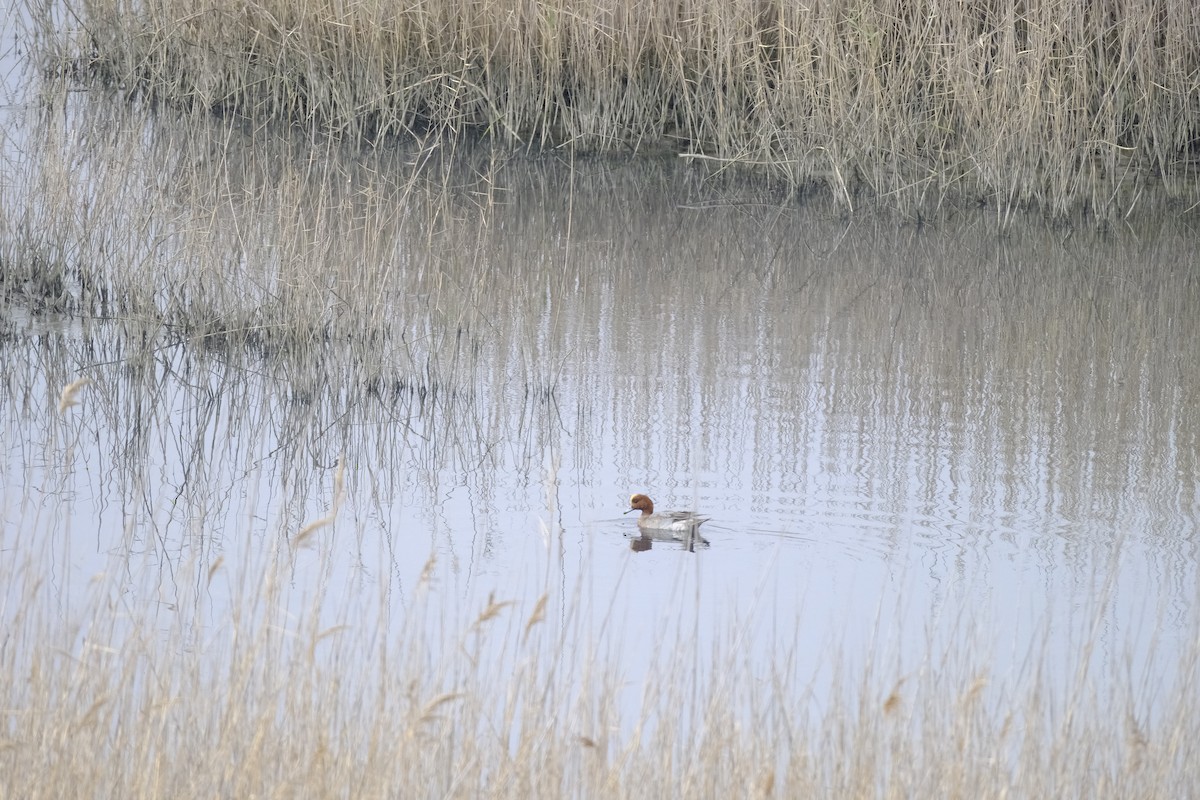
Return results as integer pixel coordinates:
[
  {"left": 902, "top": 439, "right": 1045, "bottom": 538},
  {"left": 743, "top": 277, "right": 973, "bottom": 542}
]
[
  {"left": 1, "top": 536, "right": 1197, "bottom": 798},
  {"left": 29, "top": 0, "right": 1200, "bottom": 216}
]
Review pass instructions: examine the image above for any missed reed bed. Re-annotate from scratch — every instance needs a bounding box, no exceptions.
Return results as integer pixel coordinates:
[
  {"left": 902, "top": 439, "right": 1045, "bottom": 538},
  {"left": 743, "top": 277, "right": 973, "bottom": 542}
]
[
  {"left": 1, "top": 533, "right": 1198, "bottom": 799},
  {"left": 28, "top": 0, "right": 1200, "bottom": 215}
]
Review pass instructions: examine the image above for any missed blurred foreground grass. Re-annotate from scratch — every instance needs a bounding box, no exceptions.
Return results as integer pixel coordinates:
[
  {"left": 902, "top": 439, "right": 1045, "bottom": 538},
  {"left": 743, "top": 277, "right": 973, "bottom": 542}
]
[{"left": 1, "top": 537, "right": 1196, "bottom": 798}]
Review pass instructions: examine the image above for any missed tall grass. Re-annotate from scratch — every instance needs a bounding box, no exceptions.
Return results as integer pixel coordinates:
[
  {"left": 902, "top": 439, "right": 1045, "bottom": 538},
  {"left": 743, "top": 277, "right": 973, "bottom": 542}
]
[
  {"left": 2, "top": 532, "right": 1198, "bottom": 797},
  {"left": 27, "top": 0, "right": 1200, "bottom": 215}
]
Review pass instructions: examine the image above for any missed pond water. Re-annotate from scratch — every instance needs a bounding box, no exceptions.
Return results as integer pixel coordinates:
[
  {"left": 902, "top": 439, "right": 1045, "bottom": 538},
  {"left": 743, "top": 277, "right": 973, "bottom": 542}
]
[{"left": 2, "top": 18, "right": 1199, "bottom": 735}]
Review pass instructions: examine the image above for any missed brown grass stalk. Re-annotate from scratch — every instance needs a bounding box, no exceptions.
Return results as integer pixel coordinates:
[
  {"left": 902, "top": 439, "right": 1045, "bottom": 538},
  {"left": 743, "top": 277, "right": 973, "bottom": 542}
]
[{"left": 23, "top": 0, "right": 1198, "bottom": 216}]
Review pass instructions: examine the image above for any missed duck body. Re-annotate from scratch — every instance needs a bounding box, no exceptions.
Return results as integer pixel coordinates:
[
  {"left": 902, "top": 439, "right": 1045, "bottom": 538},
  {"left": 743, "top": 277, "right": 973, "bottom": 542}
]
[{"left": 626, "top": 493, "right": 709, "bottom": 536}]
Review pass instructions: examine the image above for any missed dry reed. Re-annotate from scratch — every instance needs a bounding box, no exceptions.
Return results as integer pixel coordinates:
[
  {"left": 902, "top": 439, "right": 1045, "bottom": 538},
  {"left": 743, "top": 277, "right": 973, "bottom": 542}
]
[
  {"left": 29, "top": 0, "right": 1200, "bottom": 215},
  {"left": 0, "top": 541, "right": 1197, "bottom": 798}
]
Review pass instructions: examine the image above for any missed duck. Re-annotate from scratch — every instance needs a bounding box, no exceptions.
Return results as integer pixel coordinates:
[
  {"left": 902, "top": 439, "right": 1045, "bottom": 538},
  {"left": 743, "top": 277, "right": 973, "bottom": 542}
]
[{"left": 625, "top": 493, "right": 709, "bottom": 535}]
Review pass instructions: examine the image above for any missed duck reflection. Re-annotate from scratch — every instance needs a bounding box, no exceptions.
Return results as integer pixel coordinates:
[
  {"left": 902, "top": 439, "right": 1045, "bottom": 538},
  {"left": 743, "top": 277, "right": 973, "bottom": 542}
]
[{"left": 627, "top": 528, "right": 710, "bottom": 553}]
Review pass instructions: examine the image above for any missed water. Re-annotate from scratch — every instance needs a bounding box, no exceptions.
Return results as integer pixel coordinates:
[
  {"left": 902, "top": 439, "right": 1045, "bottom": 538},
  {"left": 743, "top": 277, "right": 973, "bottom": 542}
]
[{"left": 1, "top": 46, "right": 1198, "bottom": 731}]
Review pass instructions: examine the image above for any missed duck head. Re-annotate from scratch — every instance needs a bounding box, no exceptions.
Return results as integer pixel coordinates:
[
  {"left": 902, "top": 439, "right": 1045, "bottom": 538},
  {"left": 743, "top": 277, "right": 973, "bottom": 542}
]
[{"left": 626, "top": 494, "right": 654, "bottom": 515}]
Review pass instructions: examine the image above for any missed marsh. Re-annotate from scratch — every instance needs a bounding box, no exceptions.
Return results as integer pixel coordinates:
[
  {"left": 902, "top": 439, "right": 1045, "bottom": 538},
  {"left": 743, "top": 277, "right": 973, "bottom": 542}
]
[{"left": 2, "top": 1, "right": 1199, "bottom": 796}]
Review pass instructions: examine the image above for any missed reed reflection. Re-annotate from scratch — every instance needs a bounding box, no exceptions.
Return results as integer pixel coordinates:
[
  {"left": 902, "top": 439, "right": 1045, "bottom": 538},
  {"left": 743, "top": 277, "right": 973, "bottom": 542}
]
[{"left": 2, "top": 87, "right": 1197, "bottom": 635}]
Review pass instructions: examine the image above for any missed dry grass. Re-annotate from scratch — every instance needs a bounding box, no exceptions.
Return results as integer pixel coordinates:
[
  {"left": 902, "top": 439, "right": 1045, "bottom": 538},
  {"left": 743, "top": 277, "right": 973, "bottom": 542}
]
[
  {"left": 26, "top": 0, "right": 1200, "bottom": 215},
  {"left": 0, "top": 539, "right": 1198, "bottom": 798},
  {"left": 3, "top": 68, "right": 1198, "bottom": 794},
  {"left": 3, "top": 7, "right": 1198, "bottom": 794}
]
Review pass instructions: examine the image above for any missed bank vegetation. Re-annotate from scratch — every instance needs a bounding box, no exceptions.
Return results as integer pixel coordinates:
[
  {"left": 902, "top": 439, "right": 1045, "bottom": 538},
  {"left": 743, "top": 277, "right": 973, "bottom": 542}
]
[{"left": 26, "top": 0, "right": 1200, "bottom": 216}]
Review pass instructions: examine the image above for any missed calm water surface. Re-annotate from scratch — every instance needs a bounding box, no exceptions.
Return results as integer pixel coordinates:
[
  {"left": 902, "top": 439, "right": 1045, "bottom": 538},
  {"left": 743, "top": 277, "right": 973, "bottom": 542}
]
[{"left": 1, "top": 63, "right": 1198, "bottom": 719}]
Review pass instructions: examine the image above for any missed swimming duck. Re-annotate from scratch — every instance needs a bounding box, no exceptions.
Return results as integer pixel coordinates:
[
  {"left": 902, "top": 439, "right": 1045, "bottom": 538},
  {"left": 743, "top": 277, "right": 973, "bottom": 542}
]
[{"left": 625, "top": 493, "right": 709, "bottom": 534}]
